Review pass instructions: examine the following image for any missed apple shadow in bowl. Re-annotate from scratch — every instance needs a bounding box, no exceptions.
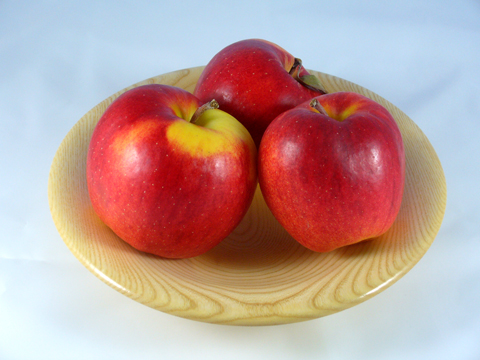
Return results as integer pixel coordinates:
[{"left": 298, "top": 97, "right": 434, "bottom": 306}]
[{"left": 199, "top": 185, "right": 309, "bottom": 270}]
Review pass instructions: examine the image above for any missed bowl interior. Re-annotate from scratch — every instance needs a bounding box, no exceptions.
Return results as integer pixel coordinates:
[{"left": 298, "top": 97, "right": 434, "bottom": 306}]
[{"left": 48, "top": 66, "right": 447, "bottom": 325}]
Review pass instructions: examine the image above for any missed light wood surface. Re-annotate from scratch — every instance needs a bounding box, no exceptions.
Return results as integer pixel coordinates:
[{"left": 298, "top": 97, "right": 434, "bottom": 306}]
[{"left": 48, "top": 66, "right": 447, "bottom": 325}]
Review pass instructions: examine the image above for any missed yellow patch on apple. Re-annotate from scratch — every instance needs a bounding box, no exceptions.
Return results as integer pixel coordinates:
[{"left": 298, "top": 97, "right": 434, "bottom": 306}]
[
  {"left": 322, "top": 103, "right": 360, "bottom": 122},
  {"left": 166, "top": 109, "right": 253, "bottom": 158}
]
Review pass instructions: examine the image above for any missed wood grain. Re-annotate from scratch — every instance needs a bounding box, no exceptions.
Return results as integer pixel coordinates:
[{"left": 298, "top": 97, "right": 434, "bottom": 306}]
[{"left": 48, "top": 66, "right": 447, "bottom": 325}]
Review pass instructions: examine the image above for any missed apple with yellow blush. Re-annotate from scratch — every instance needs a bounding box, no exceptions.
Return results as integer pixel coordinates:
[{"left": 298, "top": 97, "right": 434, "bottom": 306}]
[{"left": 86, "top": 84, "right": 257, "bottom": 258}]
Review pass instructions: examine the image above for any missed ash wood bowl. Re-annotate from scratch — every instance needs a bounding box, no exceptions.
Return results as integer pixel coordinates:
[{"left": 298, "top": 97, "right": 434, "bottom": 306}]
[{"left": 48, "top": 66, "right": 446, "bottom": 325}]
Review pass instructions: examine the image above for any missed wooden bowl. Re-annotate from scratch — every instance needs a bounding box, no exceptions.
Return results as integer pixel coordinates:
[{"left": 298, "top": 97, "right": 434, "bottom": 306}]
[{"left": 48, "top": 66, "right": 447, "bottom": 326}]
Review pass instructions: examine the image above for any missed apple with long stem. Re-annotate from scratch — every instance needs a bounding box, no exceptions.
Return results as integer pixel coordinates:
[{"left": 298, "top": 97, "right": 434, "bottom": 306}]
[
  {"left": 258, "top": 92, "right": 405, "bottom": 253},
  {"left": 86, "top": 84, "right": 257, "bottom": 258},
  {"left": 194, "top": 38, "right": 327, "bottom": 147}
]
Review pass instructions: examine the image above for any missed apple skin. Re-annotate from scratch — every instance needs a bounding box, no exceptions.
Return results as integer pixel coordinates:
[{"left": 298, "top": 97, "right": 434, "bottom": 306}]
[
  {"left": 258, "top": 92, "right": 405, "bottom": 253},
  {"left": 193, "top": 39, "right": 326, "bottom": 147},
  {"left": 86, "top": 84, "right": 257, "bottom": 259}
]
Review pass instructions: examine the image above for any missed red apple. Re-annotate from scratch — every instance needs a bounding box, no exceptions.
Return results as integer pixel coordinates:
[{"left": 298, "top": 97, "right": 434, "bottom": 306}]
[
  {"left": 86, "top": 84, "right": 257, "bottom": 258},
  {"left": 258, "top": 92, "right": 405, "bottom": 253},
  {"left": 193, "top": 38, "right": 327, "bottom": 147}
]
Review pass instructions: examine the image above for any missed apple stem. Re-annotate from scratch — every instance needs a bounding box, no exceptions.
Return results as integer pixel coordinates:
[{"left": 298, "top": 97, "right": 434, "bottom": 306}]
[
  {"left": 309, "top": 98, "right": 329, "bottom": 116},
  {"left": 290, "top": 58, "right": 328, "bottom": 94},
  {"left": 190, "top": 99, "right": 219, "bottom": 124},
  {"left": 289, "top": 58, "right": 303, "bottom": 79}
]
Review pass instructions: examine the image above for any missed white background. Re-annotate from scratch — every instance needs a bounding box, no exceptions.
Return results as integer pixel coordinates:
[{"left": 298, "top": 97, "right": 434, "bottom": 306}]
[{"left": 1, "top": 1, "right": 479, "bottom": 359}]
